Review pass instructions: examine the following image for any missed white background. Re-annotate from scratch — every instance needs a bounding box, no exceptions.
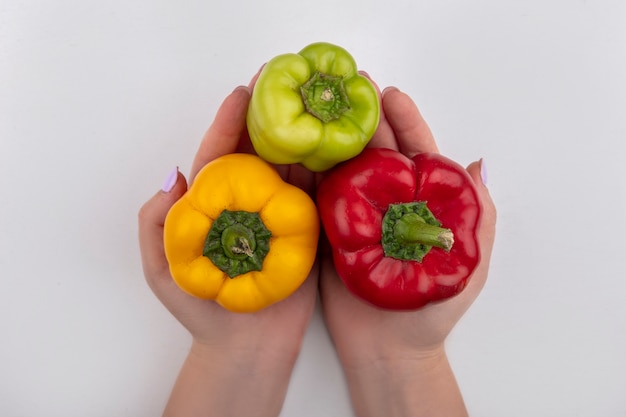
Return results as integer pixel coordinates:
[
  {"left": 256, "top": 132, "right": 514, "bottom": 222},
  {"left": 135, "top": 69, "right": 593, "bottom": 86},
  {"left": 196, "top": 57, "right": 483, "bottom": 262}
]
[{"left": 1, "top": 0, "right": 625, "bottom": 416}]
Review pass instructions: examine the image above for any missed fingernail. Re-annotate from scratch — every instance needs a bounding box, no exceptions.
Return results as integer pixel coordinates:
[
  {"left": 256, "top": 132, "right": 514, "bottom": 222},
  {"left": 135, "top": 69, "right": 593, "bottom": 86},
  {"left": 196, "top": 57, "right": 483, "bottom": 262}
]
[
  {"left": 480, "top": 158, "right": 488, "bottom": 185},
  {"left": 232, "top": 85, "right": 250, "bottom": 94},
  {"left": 161, "top": 167, "right": 179, "bottom": 192},
  {"left": 382, "top": 86, "right": 399, "bottom": 96}
]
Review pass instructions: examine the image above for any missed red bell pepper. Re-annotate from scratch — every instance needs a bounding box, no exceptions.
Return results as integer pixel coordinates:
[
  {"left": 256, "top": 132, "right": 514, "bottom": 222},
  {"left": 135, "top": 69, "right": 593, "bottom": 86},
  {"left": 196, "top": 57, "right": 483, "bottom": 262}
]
[{"left": 317, "top": 147, "right": 482, "bottom": 310}]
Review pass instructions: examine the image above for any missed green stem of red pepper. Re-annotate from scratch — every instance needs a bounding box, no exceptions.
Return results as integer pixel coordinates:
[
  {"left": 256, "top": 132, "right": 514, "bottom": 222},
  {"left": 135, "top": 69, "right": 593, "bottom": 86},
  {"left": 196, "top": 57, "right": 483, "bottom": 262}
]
[
  {"left": 382, "top": 202, "right": 454, "bottom": 262},
  {"left": 394, "top": 213, "right": 454, "bottom": 249}
]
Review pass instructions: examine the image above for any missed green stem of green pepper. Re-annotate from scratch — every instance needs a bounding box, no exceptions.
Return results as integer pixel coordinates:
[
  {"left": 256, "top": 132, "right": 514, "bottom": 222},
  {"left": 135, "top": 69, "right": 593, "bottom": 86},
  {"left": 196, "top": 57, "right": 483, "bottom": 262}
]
[{"left": 300, "top": 72, "right": 351, "bottom": 123}]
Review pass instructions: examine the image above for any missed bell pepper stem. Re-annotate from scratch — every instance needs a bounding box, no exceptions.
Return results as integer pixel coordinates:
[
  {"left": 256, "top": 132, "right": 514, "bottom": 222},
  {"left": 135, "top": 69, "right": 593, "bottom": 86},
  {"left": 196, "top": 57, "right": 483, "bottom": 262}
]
[
  {"left": 229, "top": 238, "right": 254, "bottom": 257},
  {"left": 300, "top": 72, "right": 350, "bottom": 123},
  {"left": 203, "top": 210, "right": 271, "bottom": 278},
  {"left": 394, "top": 213, "right": 454, "bottom": 251},
  {"left": 221, "top": 223, "right": 256, "bottom": 259},
  {"left": 381, "top": 202, "right": 454, "bottom": 262}
]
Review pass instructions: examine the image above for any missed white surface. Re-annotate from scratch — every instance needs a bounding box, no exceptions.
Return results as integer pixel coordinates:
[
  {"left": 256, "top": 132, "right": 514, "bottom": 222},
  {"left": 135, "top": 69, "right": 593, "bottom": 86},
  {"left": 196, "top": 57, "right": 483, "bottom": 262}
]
[{"left": 1, "top": 0, "right": 625, "bottom": 416}]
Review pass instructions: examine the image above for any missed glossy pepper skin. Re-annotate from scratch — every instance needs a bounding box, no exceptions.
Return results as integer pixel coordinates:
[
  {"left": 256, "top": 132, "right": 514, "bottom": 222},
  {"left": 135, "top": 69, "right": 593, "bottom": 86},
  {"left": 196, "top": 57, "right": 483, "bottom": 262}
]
[
  {"left": 317, "top": 148, "right": 482, "bottom": 310},
  {"left": 247, "top": 42, "right": 380, "bottom": 172},
  {"left": 163, "top": 153, "right": 319, "bottom": 313}
]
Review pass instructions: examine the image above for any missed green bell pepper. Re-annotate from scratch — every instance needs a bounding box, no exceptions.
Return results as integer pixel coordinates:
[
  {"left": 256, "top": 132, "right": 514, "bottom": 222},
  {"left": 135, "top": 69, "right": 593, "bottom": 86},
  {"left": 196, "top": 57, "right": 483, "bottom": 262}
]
[{"left": 247, "top": 42, "right": 380, "bottom": 172}]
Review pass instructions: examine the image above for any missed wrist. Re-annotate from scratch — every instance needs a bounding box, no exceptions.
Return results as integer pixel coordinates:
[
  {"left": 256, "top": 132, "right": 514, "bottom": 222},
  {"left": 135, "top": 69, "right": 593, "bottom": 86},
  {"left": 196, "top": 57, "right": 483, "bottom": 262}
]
[
  {"left": 163, "top": 340, "right": 297, "bottom": 417},
  {"left": 342, "top": 346, "right": 468, "bottom": 417},
  {"left": 189, "top": 337, "right": 298, "bottom": 392},
  {"left": 189, "top": 337, "right": 299, "bottom": 378}
]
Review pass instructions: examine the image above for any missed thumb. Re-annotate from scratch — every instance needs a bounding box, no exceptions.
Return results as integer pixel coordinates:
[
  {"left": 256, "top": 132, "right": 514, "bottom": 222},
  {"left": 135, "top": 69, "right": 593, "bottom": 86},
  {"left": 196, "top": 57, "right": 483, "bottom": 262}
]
[{"left": 138, "top": 167, "right": 188, "bottom": 281}]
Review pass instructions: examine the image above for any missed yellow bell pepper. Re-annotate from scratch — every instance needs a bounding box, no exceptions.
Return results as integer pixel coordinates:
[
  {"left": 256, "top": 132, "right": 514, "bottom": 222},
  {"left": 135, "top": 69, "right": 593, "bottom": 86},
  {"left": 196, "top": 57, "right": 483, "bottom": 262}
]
[{"left": 163, "top": 153, "right": 319, "bottom": 313}]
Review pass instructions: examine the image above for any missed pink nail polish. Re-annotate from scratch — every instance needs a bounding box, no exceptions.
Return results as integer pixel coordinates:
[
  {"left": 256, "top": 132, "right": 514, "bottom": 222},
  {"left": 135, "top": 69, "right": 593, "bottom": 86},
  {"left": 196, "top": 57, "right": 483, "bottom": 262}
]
[
  {"left": 161, "top": 167, "right": 179, "bottom": 192},
  {"left": 480, "top": 159, "right": 488, "bottom": 185}
]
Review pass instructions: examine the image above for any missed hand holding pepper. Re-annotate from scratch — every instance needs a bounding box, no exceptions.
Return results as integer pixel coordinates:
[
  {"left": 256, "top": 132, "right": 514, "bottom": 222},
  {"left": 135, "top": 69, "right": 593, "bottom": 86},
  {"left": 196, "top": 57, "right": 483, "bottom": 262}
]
[
  {"left": 137, "top": 54, "right": 497, "bottom": 416},
  {"left": 318, "top": 85, "right": 497, "bottom": 417},
  {"left": 138, "top": 81, "right": 319, "bottom": 416}
]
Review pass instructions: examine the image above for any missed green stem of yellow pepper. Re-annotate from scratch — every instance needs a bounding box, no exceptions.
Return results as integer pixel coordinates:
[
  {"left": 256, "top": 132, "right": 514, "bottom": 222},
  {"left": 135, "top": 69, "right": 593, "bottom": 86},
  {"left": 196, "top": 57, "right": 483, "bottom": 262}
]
[{"left": 203, "top": 210, "right": 272, "bottom": 278}]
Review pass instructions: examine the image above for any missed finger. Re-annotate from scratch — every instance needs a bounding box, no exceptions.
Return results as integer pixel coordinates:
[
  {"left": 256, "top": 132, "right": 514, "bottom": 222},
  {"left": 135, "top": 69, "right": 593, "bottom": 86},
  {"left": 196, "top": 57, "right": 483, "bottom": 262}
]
[
  {"left": 189, "top": 86, "right": 252, "bottom": 181},
  {"left": 138, "top": 169, "right": 188, "bottom": 282},
  {"left": 382, "top": 88, "right": 439, "bottom": 156},
  {"left": 235, "top": 126, "right": 255, "bottom": 154},
  {"left": 466, "top": 159, "right": 496, "bottom": 232},
  {"left": 368, "top": 97, "right": 398, "bottom": 150},
  {"left": 441, "top": 159, "right": 496, "bottom": 311},
  {"left": 248, "top": 64, "right": 265, "bottom": 90},
  {"left": 358, "top": 73, "right": 398, "bottom": 151},
  {"left": 284, "top": 163, "right": 317, "bottom": 197},
  {"left": 466, "top": 158, "right": 497, "bottom": 268},
  {"left": 234, "top": 67, "right": 266, "bottom": 154}
]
